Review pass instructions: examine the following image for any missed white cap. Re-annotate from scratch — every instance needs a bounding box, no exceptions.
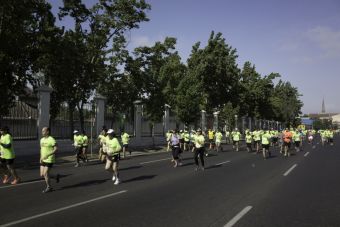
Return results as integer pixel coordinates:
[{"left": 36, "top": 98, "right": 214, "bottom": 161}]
[
  {"left": 73, "top": 130, "right": 79, "bottom": 134},
  {"left": 107, "top": 129, "right": 114, "bottom": 134}
]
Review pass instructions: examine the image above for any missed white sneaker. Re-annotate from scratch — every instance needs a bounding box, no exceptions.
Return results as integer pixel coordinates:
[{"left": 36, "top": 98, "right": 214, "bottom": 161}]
[
  {"left": 112, "top": 176, "right": 116, "bottom": 181},
  {"left": 114, "top": 178, "right": 120, "bottom": 185}
]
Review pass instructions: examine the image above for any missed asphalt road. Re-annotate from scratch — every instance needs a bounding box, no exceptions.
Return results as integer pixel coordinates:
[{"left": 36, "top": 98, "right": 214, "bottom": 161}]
[{"left": 1, "top": 137, "right": 339, "bottom": 227}]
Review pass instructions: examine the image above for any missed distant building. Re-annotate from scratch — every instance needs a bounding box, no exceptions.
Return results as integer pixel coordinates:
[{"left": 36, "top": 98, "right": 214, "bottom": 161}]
[{"left": 306, "top": 99, "right": 340, "bottom": 127}]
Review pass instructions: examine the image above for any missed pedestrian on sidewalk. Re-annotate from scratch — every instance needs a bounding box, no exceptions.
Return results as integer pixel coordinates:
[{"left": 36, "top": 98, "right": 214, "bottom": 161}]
[
  {"left": 105, "top": 129, "right": 122, "bottom": 185},
  {"left": 40, "top": 127, "right": 60, "bottom": 193},
  {"left": 0, "top": 126, "right": 21, "bottom": 185}
]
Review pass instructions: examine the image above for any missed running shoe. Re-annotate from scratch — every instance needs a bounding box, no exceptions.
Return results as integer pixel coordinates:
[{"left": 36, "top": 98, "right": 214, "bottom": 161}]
[
  {"left": 112, "top": 176, "right": 116, "bottom": 181},
  {"left": 2, "top": 175, "right": 9, "bottom": 184},
  {"left": 42, "top": 187, "right": 53, "bottom": 193},
  {"left": 114, "top": 179, "right": 120, "bottom": 185},
  {"left": 11, "top": 178, "right": 21, "bottom": 185}
]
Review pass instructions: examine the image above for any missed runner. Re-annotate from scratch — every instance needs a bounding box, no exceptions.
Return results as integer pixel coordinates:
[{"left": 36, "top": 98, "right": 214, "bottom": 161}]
[
  {"left": 81, "top": 130, "right": 89, "bottom": 163},
  {"left": 293, "top": 129, "right": 301, "bottom": 152},
  {"left": 328, "top": 129, "right": 334, "bottom": 146},
  {"left": 183, "top": 130, "right": 190, "bottom": 151},
  {"left": 73, "top": 130, "right": 85, "bottom": 167},
  {"left": 121, "top": 130, "right": 130, "bottom": 158},
  {"left": 215, "top": 129, "right": 223, "bottom": 152},
  {"left": 283, "top": 128, "right": 293, "bottom": 157},
  {"left": 166, "top": 130, "right": 172, "bottom": 152},
  {"left": 98, "top": 128, "right": 107, "bottom": 162},
  {"left": 105, "top": 129, "right": 122, "bottom": 185},
  {"left": 39, "top": 127, "right": 60, "bottom": 193},
  {"left": 225, "top": 130, "right": 231, "bottom": 144},
  {"left": 194, "top": 129, "right": 205, "bottom": 171},
  {"left": 170, "top": 129, "right": 182, "bottom": 168},
  {"left": 261, "top": 129, "right": 271, "bottom": 159},
  {"left": 231, "top": 128, "right": 241, "bottom": 152},
  {"left": 307, "top": 130, "right": 314, "bottom": 145},
  {"left": 179, "top": 130, "right": 184, "bottom": 150},
  {"left": 253, "top": 129, "right": 261, "bottom": 153},
  {"left": 245, "top": 131, "right": 253, "bottom": 153},
  {"left": 208, "top": 129, "right": 215, "bottom": 151},
  {"left": 0, "top": 126, "right": 20, "bottom": 185}
]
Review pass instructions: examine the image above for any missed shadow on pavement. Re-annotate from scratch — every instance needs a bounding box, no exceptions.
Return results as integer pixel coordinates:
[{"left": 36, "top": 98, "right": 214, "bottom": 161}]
[
  {"left": 120, "top": 165, "right": 143, "bottom": 171},
  {"left": 123, "top": 175, "right": 157, "bottom": 183},
  {"left": 60, "top": 179, "right": 108, "bottom": 190}
]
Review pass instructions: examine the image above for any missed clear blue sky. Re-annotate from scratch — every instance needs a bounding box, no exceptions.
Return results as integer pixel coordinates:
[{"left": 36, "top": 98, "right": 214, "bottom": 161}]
[{"left": 50, "top": 0, "right": 340, "bottom": 114}]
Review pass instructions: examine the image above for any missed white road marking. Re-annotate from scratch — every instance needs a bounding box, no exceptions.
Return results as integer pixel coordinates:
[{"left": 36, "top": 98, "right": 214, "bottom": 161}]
[
  {"left": 304, "top": 152, "right": 310, "bottom": 157},
  {"left": 215, "top": 161, "right": 231, "bottom": 166},
  {"left": 0, "top": 180, "right": 44, "bottom": 189},
  {"left": 283, "top": 164, "right": 298, "bottom": 176},
  {"left": 140, "top": 158, "right": 172, "bottom": 165},
  {"left": 224, "top": 206, "right": 253, "bottom": 227},
  {"left": 0, "top": 190, "right": 127, "bottom": 227}
]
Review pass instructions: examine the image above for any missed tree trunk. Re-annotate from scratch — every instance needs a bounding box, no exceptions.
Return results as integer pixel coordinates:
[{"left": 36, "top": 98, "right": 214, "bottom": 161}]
[
  {"left": 68, "top": 103, "right": 75, "bottom": 140},
  {"left": 78, "top": 103, "right": 85, "bottom": 133}
]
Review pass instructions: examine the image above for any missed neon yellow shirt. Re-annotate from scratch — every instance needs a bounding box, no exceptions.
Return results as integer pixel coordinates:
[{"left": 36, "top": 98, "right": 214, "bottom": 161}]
[
  {"left": 106, "top": 138, "right": 122, "bottom": 155},
  {"left": 121, "top": 133, "right": 130, "bottom": 145},
  {"left": 0, "top": 134, "right": 15, "bottom": 159},
  {"left": 40, "top": 136, "right": 56, "bottom": 163},
  {"left": 215, "top": 132, "right": 223, "bottom": 143}
]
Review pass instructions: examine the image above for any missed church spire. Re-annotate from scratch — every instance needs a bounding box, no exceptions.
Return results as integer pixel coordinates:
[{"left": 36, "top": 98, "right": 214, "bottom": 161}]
[{"left": 322, "top": 98, "right": 326, "bottom": 113}]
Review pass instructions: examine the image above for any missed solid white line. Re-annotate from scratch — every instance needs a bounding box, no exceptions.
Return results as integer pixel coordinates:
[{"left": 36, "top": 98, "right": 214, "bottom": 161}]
[
  {"left": 140, "top": 158, "right": 171, "bottom": 165},
  {"left": 0, "top": 190, "right": 127, "bottom": 227},
  {"left": 215, "top": 161, "right": 231, "bottom": 166},
  {"left": 304, "top": 152, "right": 310, "bottom": 157},
  {"left": 0, "top": 180, "right": 44, "bottom": 189},
  {"left": 224, "top": 206, "right": 253, "bottom": 227},
  {"left": 283, "top": 164, "right": 298, "bottom": 176}
]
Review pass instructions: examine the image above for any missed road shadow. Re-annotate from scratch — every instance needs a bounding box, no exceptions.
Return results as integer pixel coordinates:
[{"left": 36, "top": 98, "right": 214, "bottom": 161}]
[
  {"left": 123, "top": 175, "right": 156, "bottom": 183},
  {"left": 120, "top": 165, "right": 143, "bottom": 171},
  {"left": 60, "top": 179, "right": 108, "bottom": 190},
  {"left": 180, "top": 162, "right": 195, "bottom": 167},
  {"left": 205, "top": 164, "right": 223, "bottom": 170}
]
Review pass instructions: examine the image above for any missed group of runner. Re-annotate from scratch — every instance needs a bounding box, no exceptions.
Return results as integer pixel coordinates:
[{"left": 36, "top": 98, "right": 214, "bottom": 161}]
[{"left": 0, "top": 125, "right": 337, "bottom": 193}]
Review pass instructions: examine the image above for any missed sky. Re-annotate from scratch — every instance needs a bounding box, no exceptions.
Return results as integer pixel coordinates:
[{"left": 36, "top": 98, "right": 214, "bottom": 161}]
[{"left": 50, "top": 0, "right": 340, "bottom": 114}]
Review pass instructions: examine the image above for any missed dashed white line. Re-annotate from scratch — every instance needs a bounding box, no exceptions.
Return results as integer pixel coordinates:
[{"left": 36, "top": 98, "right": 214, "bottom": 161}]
[
  {"left": 0, "top": 190, "right": 127, "bottom": 227},
  {"left": 304, "top": 152, "right": 310, "bottom": 157},
  {"left": 0, "top": 180, "right": 44, "bottom": 189},
  {"left": 215, "top": 161, "right": 231, "bottom": 166},
  {"left": 224, "top": 206, "right": 253, "bottom": 227},
  {"left": 140, "top": 158, "right": 172, "bottom": 165},
  {"left": 283, "top": 164, "right": 298, "bottom": 176}
]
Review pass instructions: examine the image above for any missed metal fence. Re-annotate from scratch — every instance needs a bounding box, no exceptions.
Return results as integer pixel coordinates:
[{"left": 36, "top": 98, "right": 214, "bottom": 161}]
[
  {"left": 104, "top": 107, "right": 134, "bottom": 136},
  {"left": 0, "top": 100, "right": 38, "bottom": 140},
  {"left": 50, "top": 103, "right": 96, "bottom": 139}
]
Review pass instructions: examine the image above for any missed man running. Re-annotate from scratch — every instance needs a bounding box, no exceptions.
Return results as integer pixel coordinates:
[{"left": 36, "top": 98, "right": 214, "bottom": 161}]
[
  {"left": 194, "top": 129, "right": 205, "bottom": 171},
  {"left": 0, "top": 126, "right": 20, "bottom": 185},
  {"left": 121, "top": 130, "right": 130, "bottom": 158},
  {"left": 98, "top": 128, "right": 107, "bottom": 162},
  {"left": 283, "top": 128, "right": 293, "bottom": 157},
  {"left": 40, "top": 127, "right": 60, "bottom": 193},
  {"left": 245, "top": 131, "right": 253, "bottom": 153},
  {"left": 81, "top": 130, "right": 89, "bottom": 163},
  {"left": 231, "top": 128, "right": 241, "bottom": 152},
  {"left": 261, "top": 129, "right": 271, "bottom": 159},
  {"left": 105, "top": 129, "right": 122, "bottom": 185},
  {"left": 73, "top": 130, "right": 85, "bottom": 167},
  {"left": 215, "top": 129, "right": 223, "bottom": 152},
  {"left": 208, "top": 129, "right": 215, "bottom": 151},
  {"left": 170, "top": 129, "right": 182, "bottom": 168},
  {"left": 293, "top": 129, "right": 302, "bottom": 152}
]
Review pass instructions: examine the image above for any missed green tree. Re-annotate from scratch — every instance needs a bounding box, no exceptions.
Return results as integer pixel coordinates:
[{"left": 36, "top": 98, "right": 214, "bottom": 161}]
[
  {"left": 48, "top": 0, "right": 150, "bottom": 132},
  {"left": 0, "top": 0, "right": 57, "bottom": 117},
  {"left": 186, "top": 31, "right": 240, "bottom": 112}
]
